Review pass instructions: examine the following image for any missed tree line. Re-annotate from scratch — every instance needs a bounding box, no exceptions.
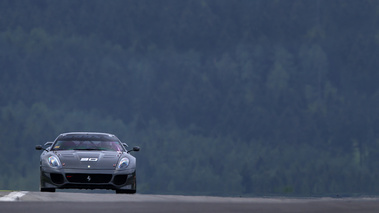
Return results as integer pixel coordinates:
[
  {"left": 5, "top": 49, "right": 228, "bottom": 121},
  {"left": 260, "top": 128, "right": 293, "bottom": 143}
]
[{"left": 1, "top": 0, "right": 379, "bottom": 196}]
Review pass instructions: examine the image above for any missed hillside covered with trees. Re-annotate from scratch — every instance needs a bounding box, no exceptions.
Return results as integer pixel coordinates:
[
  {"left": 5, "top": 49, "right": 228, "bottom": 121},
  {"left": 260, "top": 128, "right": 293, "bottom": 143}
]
[{"left": 1, "top": 0, "right": 379, "bottom": 196}]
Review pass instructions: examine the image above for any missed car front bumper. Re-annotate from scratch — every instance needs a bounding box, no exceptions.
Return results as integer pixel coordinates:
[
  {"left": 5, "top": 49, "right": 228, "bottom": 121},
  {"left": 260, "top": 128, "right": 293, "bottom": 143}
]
[{"left": 40, "top": 167, "right": 136, "bottom": 190}]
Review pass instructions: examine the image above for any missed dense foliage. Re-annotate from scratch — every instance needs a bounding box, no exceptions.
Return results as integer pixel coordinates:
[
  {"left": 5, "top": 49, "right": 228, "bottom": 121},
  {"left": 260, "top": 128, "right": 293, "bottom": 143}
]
[{"left": 1, "top": 0, "right": 379, "bottom": 196}]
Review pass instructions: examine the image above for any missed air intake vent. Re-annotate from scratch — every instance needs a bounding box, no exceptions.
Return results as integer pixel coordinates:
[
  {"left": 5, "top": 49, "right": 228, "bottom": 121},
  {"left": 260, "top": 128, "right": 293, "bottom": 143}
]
[
  {"left": 113, "top": 175, "right": 128, "bottom": 185},
  {"left": 66, "top": 173, "right": 112, "bottom": 183},
  {"left": 50, "top": 173, "right": 64, "bottom": 184}
]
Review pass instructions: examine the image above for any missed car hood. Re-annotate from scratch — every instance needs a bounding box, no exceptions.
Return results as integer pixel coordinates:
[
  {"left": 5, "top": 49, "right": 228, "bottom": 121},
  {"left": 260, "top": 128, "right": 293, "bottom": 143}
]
[{"left": 56, "top": 150, "right": 121, "bottom": 170}]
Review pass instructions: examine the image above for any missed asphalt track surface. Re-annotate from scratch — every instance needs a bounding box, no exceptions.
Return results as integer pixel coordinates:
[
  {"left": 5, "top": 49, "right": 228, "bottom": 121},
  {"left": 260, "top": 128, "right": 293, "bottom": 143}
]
[{"left": 1, "top": 191, "right": 379, "bottom": 213}]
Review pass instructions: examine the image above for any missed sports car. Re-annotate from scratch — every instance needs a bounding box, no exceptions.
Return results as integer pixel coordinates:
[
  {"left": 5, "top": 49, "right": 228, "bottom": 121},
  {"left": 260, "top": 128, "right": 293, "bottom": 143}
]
[{"left": 35, "top": 132, "right": 140, "bottom": 194}]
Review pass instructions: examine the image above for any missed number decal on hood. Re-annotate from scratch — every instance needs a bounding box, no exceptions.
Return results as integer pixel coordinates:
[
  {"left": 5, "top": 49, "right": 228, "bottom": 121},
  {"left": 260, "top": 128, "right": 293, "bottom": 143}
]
[{"left": 80, "top": 158, "right": 98, "bottom": 161}]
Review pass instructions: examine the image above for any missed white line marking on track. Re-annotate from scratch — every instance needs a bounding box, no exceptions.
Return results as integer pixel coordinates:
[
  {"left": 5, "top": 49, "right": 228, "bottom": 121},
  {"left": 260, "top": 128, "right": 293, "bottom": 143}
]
[{"left": 0, "top": 191, "right": 28, "bottom": 201}]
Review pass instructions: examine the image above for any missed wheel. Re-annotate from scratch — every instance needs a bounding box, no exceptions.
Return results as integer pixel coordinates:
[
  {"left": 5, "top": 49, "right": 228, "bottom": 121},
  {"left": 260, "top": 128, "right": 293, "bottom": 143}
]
[
  {"left": 40, "top": 188, "right": 56, "bottom": 192},
  {"left": 116, "top": 173, "right": 137, "bottom": 194},
  {"left": 116, "top": 189, "right": 136, "bottom": 194}
]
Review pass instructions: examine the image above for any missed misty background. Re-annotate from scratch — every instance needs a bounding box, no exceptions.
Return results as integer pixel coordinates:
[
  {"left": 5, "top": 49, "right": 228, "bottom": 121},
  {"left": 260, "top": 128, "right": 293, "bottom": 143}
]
[{"left": 1, "top": 0, "right": 379, "bottom": 196}]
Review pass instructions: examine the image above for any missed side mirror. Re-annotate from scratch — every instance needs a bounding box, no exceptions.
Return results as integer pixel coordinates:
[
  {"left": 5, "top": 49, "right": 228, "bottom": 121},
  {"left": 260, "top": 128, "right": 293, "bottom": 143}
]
[
  {"left": 35, "top": 145, "right": 44, "bottom": 151},
  {"left": 127, "top": 146, "right": 140, "bottom": 153}
]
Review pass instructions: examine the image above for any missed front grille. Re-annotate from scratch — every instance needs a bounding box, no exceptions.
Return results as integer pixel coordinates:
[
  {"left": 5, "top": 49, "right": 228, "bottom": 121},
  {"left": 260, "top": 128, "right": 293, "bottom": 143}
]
[
  {"left": 61, "top": 184, "right": 115, "bottom": 190},
  {"left": 66, "top": 173, "right": 112, "bottom": 183},
  {"left": 51, "top": 173, "right": 64, "bottom": 184}
]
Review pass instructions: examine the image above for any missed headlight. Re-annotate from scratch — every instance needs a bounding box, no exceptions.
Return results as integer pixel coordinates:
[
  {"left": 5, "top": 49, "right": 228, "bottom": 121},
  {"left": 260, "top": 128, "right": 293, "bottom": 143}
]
[
  {"left": 117, "top": 158, "right": 130, "bottom": 170},
  {"left": 48, "top": 156, "right": 61, "bottom": 168}
]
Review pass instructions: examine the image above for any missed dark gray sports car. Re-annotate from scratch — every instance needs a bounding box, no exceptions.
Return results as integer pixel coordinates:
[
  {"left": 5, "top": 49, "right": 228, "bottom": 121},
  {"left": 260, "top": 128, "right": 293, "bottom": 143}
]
[{"left": 35, "top": 132, "right": 140, "bottom": 194}]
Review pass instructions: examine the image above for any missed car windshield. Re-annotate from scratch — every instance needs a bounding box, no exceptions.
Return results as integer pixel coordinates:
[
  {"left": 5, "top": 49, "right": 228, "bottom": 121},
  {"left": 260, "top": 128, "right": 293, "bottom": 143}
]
[{"left": 52, "top": 140, "right": 124, "bottom": 151}]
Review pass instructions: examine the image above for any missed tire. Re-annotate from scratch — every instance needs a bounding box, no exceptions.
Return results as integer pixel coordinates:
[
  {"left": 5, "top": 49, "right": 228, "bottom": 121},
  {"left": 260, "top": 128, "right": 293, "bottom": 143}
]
[
  {"left": 40, "top": 188, "right": 56, "bottom": 192},
  {"left": 116, "top": 173, "right": 137, "bottom": 194},
  {"left": 116, "top": 189, "right": 136, "bottom": 194}
]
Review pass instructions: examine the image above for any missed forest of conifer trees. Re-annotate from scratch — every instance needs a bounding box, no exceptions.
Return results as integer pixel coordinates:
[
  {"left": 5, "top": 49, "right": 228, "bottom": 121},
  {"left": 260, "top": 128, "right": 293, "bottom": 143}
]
[{"left": 1, "top": 0, "right": 379, "bottom": 196}]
